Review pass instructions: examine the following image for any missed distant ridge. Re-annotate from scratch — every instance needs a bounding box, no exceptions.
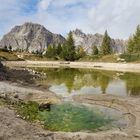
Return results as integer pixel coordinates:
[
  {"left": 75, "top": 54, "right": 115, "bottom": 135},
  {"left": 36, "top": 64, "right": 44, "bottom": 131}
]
[{"left": 72, "top": 29, "right": 127, "bottom": 53}]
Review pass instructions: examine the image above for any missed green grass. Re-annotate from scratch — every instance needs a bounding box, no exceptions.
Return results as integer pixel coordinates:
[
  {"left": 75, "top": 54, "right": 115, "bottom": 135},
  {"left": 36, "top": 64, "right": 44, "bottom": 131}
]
[
  {"left": 0, "top": 98, "right": 40, "bottom": 121},
  {"left": 0, "top": 49, "right": 139, "bottom": 63},
  {"left": 78, "top": 54, "right": 118, "bottom": 62},
  {"left": 14, "top": 101, "right": 40, "bottom": 121},
  {"left": 0, "top": 50, "right": 20, "bottom": 61},
  {"left": 0, "top": 98, "right": 6, "bottom": 106}
]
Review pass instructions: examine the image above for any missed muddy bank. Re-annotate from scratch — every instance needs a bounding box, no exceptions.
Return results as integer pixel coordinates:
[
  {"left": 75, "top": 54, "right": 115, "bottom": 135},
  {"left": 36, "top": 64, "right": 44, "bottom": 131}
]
[{"left": 2, "top": 61, "right": 140, "bottom": 73}]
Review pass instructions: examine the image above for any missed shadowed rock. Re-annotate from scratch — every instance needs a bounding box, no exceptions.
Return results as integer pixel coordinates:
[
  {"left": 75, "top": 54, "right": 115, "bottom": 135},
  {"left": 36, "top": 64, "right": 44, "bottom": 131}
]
[{"left": 39, "top": 103, "right": 52, "bottom": 111}]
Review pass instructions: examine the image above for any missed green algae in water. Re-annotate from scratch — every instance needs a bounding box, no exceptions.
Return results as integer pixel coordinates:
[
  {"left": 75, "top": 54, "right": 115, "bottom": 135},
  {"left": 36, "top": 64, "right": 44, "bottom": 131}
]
[
  {"left": 39, "top": 103, "right": 112, "bottom": 132},
  {"left": 4, "top": 100, "right": 124, "bottom": 132}
]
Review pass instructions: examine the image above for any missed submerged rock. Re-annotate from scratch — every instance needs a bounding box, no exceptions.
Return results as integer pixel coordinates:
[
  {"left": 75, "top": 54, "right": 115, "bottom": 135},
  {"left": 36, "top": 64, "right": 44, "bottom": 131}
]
[{"left": 39, "top": 103, "right": 52, "bottom": 111}]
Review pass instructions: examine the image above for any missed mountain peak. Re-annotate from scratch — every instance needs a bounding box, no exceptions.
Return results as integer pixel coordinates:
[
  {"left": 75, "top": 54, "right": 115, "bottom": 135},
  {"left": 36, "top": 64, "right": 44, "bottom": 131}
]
[
  {"left": 72, "top": 29, "right": 85, "bottom": 36},
  {"left": 0, "top": 22, "right": 65, "bottom": 53}
]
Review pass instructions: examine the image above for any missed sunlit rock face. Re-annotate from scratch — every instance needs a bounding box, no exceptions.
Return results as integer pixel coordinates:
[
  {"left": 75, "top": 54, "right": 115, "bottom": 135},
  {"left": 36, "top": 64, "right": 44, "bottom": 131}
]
[
  {"left": 0, "top": 22, "right": 65, "bottom": 53},
  {"left": 0, "top": 22, "right": 127, "bottom": 54},
  {"left": 72, "top": 29, "right": 127, "bottom": 54}
]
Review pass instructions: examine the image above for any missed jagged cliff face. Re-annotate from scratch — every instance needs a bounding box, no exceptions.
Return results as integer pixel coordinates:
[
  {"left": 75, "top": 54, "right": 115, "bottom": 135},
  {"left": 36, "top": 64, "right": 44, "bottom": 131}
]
[
  {"left": 72, "top": 29, "right": 127, "bottom": 54},
  {"left": 0, "top": 22, "right": 126, "bottom": 54},
  {"left": 0, "top": 22, "right": 65, "bottom": 53}
]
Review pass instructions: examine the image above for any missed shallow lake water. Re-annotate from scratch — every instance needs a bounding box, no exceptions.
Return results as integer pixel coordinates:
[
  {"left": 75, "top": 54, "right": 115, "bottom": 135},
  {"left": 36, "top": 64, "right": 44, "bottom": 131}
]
[
  {"left": 34, "top": 67, "right": 140, "bottom": 97},
  {"left": 30, "top": 67, "right": 135, "bottom": 132},
  {"left": 39, "top": 102, "right": 127, "bottom": 132}
]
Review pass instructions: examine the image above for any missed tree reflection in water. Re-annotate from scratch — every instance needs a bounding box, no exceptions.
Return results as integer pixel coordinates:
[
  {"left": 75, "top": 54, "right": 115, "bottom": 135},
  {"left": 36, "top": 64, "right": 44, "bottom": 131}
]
[{"left": 34, "top": 68, "right": 140, "bottom": 96}]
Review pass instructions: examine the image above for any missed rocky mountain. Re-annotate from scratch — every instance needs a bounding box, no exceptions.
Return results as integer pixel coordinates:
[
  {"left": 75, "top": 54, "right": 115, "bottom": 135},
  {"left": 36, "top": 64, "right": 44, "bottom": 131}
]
[
  {"left": 0, "top": 22, "right": 127, "bottom": 54},
  {"left": 0, "top": 22, "right": 65, "bottom": 53},
  {"left": 72, "top": 29, "right": 127, "bottom": 54}
]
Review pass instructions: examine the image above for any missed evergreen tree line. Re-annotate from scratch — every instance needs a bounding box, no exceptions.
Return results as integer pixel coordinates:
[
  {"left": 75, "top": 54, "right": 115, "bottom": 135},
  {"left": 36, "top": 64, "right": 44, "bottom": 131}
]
[
  {"left": 45, "top": 32, "right": 85, "bottom": 61},
  {"left": 45, "top": 30, "right": 112, "bottom": 61},
  {"left": 0, "top": 29, "right": 114, "bottom": 61},
  {"left": 0, "top": 45, "right": 12, "bottom": 52},
  {"left": 92, "top": 30, "right": 112, "bottom": 56},
  {"left": 119, "top": 25, "right": 140, "bottom": 62}
]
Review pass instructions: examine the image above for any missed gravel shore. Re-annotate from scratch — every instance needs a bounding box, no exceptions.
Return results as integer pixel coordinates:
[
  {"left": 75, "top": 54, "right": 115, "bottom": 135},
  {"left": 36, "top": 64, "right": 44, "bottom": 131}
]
[{"left": 2, "top": 61, "right": 140, "bottom": 73}]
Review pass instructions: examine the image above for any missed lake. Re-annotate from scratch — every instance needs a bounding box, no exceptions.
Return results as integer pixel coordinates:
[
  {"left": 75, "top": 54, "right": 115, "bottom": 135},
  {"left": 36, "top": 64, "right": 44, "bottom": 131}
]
[{"left": 33, "top": 67, "right": 140, "bottom": 97}]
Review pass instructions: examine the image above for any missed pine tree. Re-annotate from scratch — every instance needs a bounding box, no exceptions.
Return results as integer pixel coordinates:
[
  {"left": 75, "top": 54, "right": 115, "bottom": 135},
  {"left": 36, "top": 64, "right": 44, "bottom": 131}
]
[
  {"left": 133, "top": 25, "right": 140, "bottom": 52},
  {"left": 127, "top": 25, "right": 140, "bottom": 53},
  {"left": 62, "top": 32, "right": 76, "bottom": 61},
  {"left": 101, "top": 30, "right": 112, "bottom": 55},
  {"left": 76, "top": 46, "right": 86, "bottom": 59},
  {"left": 127, "top": 36, "right": 134, "bottom": 53},
  {"left": 56, "top": 43, "right": 62, "bottom": 57},
  {"left": 92, "top": 45, "right": 99, "bottom": 55},
  {"left": 46, "top": 44, "right": 56, "bottom": 58}
]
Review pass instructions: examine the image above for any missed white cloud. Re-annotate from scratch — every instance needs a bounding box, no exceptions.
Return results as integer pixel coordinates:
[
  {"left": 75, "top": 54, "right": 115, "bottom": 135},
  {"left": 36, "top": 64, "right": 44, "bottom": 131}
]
[
  {"left": 0, "top": 0, "right": 140, "bottom": 39},
  {"left": 37, "top": 0, "right": 52, "bottom": 11},
  {"left": 88, "top": 0, "right": 140, "bottom": 39}
]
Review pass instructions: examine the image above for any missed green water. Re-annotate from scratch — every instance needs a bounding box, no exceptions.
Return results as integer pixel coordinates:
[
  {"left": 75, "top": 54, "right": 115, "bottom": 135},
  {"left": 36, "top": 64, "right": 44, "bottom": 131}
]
[
  {"left": 38, "top": 103, "right": 124, "bottom": 132},
  {"left": 34, "top": 67, "right": 140, "bottom": 96},
  {"left": 2, "top": 98, "right": 126, "bottom": 132}
]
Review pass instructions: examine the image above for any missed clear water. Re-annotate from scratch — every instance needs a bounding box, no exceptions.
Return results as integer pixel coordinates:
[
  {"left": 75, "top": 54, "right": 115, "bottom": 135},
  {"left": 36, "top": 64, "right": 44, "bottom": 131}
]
[
  {"left": 39, "top": 102, "right": 126, "bottom": 132},
  {"left": 34, "top": 67, "right": 140, "bottom": 97}
]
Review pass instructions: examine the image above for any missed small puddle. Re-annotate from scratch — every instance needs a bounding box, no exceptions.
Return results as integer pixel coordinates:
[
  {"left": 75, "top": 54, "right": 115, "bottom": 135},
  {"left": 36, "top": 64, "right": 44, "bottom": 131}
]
[{"left": 39, "top": 102, "right": 127, "bottom": 132}]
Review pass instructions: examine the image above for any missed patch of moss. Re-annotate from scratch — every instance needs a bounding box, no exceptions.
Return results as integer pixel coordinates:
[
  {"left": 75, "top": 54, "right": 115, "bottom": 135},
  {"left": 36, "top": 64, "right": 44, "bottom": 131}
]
[
  {"left": 0, "top": 98, "right": 6, "bottom": 106},
  {"left": 14, "top": 101, "right": 40, "bottom": 121}
]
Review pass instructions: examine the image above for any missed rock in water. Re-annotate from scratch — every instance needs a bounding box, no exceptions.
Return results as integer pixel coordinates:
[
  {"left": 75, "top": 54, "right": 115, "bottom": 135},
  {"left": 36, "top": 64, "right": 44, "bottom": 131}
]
[{"left": 0, "top": 22, "right": 65, "bottom": 53}]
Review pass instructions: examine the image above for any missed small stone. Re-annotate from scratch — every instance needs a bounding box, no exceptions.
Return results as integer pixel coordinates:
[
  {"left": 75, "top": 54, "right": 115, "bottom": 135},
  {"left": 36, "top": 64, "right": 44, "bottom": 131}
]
[
  {"left": 14, "top": 94, "right": 19, "bottom": 99},
  {"left": 133, "top": 134, "right": 140, "bottom": 138}
]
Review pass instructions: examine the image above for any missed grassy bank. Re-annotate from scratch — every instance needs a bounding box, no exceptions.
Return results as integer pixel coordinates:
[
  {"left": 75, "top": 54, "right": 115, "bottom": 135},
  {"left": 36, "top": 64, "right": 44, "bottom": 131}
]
[
  {"left": 120, "top": 53, "right": 140, "bottom": 62},
  {"left": 0, "top": 49, "right": 140, "bottom": 63}
]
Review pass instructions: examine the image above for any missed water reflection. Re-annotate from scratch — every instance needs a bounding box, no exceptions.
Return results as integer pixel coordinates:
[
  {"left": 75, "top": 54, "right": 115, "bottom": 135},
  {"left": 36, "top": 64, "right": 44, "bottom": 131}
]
[
  {"left": 120, "top": 73, "right": 140, "bottom": 96},
  {"left": 34, "top": 68, "right": 140, "bottom": 96}
]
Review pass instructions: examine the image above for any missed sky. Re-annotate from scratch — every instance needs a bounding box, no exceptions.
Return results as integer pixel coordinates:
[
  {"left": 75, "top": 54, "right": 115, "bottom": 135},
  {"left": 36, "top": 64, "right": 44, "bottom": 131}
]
[{"left": 0, "top": 0, "right": 140, "bottom": 39}]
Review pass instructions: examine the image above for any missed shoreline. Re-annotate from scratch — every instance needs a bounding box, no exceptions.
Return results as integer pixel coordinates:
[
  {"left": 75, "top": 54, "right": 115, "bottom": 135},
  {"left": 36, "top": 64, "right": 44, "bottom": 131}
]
[
  {"left": 2, "top": 61, "right": 140, "bottom": 73},
  {"left": 0, "top": 80, "right": 140, "bottom": 140},
  {"left": 0, "top": 62, "right": 140, "bottom": 139}
]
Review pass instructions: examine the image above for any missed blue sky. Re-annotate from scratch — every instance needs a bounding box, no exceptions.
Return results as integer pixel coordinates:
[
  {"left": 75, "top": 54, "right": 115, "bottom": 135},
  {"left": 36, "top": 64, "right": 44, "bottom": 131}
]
[{"left": 0, "top": 0, "right": 140, "bottom": 39}]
